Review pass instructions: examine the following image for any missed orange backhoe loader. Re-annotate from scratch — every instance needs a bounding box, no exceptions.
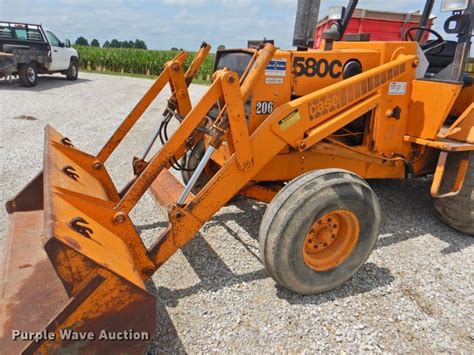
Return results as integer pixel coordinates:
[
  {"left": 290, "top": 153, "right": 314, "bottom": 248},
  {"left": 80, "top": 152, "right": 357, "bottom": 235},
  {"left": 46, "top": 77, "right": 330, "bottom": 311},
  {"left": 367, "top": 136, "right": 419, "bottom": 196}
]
[{"left": 1, "top": 0, "right": 473, "bottom": 352}]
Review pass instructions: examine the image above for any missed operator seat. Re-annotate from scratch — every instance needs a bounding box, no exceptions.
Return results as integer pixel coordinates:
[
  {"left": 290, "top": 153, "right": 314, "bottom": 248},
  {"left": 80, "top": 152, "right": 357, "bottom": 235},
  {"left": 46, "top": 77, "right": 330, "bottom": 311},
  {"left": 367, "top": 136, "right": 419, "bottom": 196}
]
[{"left": 424, "top": 40, "right": 457, "bottom": 76}]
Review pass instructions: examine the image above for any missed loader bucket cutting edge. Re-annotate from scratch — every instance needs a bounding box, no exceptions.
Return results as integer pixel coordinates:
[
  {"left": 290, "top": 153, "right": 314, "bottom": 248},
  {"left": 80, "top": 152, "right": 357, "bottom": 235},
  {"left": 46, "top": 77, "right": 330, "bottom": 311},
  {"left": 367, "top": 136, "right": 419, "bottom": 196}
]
[{"left": 1, "top": 125, "right": 156, "bottom": 353}]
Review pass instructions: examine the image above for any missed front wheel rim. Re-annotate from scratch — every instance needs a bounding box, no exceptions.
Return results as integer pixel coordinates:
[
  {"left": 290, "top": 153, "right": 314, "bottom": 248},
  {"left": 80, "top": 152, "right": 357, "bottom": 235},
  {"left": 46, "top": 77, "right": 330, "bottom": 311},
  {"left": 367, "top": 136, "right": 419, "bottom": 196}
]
[
  {"left": 72, "top": 64, "right": 77, "bottom": 77},
  {"left": 302, "top": 209, "right": 360, "bottom": 272}
]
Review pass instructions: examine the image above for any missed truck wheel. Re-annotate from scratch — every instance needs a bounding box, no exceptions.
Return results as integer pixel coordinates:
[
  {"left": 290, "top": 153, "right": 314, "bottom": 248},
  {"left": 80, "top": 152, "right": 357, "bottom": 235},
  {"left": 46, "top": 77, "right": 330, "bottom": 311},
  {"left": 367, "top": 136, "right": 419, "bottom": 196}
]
[
  {"left": 434, "top": 152, "right": 474, "bottom": 235},
  {"left": 66, "top": 60, "right": 78, "bottom": 80},
  {"left": 19, "top": 62, "right": 37, "bottom": 87},
  {"left": 259, "top": 169, "right": 381, "bottom": 294}
]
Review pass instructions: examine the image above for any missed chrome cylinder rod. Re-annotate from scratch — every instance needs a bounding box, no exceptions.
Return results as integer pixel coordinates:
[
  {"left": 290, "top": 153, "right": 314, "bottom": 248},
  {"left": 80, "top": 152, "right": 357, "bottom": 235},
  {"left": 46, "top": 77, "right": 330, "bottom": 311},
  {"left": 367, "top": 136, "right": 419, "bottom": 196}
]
[{"left": 177, "top": 145, "right": 215, "bottom": 205}]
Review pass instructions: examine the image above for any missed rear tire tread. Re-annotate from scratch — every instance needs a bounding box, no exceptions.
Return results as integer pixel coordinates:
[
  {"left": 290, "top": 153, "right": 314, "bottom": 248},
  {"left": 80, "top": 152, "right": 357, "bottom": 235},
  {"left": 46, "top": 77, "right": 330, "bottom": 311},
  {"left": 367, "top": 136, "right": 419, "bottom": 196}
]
[{"left": 434, "top": 153, "right": 474, "bottom": 235}]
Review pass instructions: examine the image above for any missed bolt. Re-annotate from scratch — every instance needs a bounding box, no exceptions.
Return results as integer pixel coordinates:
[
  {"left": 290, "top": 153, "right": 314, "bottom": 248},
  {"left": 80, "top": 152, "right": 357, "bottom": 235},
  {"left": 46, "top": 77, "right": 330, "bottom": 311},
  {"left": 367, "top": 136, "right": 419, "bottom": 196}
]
[
  {"left": 243, "top": 161, "right": 254, "bottom": 170},
  {"left": 142, "top": 267, "right": 155, "bottom": 277},
  {"left": 228, "top": 76, "right": 235, "bottom": 83},
  {"left": 412, "top": 58, "right": 419, "bottom": 67},
  {"left": 113, "top": 212, "right": 127, "bottom": 224},
  {"left": 175, "top": 211, "right": 184, "bottom": 219},
  {"left": 172, "top": 63, "right": 180, "bottom": 71},
  {"left": 299, "top": 142, "right": 307, "bottom": 150},
  {"left": 92, "top": 160, "right": 102, "bottom": 169}
]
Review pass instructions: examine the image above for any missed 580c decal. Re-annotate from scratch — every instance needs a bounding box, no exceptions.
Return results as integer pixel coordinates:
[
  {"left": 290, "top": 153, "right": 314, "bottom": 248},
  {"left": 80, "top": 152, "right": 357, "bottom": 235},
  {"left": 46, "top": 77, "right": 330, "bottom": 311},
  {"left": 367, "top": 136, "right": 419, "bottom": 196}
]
[{"left": 293, "top": 57, "right": 344, "bottom": 79}]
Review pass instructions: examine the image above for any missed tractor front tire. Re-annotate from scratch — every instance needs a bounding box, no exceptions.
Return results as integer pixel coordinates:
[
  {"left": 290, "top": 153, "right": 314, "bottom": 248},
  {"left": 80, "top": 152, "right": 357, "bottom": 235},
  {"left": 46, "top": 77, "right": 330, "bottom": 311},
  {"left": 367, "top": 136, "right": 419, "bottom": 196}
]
[
  {"left": 180, "top": 140, "right": 212, "bottom": 194},
  {"left": 259, "top": 169, "right": 381, "bottom": 294},
  {"left": 434, "top": 152, "right": 474, "bottom": 235}
]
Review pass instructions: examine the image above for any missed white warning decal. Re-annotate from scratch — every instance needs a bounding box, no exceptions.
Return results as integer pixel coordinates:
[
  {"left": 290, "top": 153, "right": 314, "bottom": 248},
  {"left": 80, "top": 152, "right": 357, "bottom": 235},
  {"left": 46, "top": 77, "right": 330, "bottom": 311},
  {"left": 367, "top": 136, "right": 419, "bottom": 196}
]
[
  {"left": 265, "top": 58, "right": 286, "bottom": 77},
  {"left": 388, "top": 82, "right": 407, "bottom": 95}
]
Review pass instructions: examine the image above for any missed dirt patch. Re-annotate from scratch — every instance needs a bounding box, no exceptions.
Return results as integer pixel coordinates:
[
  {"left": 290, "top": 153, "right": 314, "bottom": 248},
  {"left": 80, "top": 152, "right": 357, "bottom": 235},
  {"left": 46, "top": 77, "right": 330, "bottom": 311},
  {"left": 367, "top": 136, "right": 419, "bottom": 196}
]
[{"left": 13, "top": 115, "right": 37, "bottom": 121}]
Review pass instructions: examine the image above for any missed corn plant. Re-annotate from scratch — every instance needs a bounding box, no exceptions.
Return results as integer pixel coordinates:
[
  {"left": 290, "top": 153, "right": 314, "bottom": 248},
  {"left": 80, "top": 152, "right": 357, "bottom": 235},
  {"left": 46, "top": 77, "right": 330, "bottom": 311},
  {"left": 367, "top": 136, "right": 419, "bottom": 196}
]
[{"left": 74, "top": 45, "right": 215, "bottom": 80}]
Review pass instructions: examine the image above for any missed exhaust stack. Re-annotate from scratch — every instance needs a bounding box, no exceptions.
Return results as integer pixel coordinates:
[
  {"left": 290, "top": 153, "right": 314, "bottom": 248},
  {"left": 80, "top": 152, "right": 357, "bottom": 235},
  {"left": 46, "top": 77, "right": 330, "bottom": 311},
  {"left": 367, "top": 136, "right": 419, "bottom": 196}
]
[{"left": 293, "top": 0, "right": 321, "bottom": 49}]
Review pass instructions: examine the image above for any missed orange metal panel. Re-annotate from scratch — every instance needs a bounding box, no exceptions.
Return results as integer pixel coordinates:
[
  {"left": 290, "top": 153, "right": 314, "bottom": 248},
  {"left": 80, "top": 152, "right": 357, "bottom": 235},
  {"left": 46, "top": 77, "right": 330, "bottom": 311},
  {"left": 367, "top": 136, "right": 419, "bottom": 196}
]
[
  {"left": 292, "top": 49, "right": 381, "bottom": 96},
  {"left": 270, "top": 55, "right": 416, "bottom": 150},
  {"left": 450, "top": 83, "right": 474, "bottom": 117},
  {"left": 253, "top": 145, "right": 405, "bottom": 181},
  {"left": 407, "top": 80, "right": 463, "bottom": 140}
]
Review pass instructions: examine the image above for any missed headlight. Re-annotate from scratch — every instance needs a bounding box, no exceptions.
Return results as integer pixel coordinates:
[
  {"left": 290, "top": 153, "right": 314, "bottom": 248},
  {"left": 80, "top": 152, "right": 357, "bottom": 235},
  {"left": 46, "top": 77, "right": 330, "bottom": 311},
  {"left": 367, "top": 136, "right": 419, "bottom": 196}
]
[{"left": 441, "top": 0, "right": 469, "bottom": 12}]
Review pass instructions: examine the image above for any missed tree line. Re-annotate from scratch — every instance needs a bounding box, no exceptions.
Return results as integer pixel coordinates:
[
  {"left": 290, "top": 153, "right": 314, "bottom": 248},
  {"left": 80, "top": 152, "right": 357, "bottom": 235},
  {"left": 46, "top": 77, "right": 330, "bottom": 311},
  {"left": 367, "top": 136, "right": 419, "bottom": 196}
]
[{"left": 75, "top": 37, "right": 148, "bottom": 50}]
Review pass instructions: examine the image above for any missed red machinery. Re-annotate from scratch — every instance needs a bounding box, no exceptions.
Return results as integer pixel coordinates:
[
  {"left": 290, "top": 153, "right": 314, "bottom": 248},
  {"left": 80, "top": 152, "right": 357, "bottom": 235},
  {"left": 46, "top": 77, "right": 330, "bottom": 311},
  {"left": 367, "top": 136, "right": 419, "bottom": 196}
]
[{"left": 313, "top": 7, "right": 435, "bottom": 48}]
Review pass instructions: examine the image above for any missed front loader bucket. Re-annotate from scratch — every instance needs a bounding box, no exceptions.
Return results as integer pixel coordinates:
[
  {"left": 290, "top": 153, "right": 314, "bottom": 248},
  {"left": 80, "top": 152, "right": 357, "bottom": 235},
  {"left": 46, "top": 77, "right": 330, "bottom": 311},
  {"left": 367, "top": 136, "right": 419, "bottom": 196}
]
[{"left": 1, "top": 126, "right": 156, "bottom": 354}]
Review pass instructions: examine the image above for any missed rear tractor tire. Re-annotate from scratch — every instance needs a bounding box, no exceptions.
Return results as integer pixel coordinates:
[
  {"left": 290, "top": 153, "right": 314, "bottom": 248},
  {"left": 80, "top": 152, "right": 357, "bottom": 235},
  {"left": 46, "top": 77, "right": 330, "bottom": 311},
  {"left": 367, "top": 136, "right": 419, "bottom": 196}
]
[
  {"left": 259, "top": 169, "right": 381, "bottom": 294},
  {"left": 434, "top": 152, "right": 474, "bottom": 235}
]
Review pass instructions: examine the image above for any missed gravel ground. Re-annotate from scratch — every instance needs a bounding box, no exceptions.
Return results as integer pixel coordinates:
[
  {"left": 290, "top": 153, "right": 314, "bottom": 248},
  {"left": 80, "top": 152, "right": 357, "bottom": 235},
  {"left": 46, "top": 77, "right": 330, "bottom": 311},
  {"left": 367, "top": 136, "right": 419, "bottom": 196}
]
[{"left": 0, "top": 73, "right": 473, "bottom": 353}]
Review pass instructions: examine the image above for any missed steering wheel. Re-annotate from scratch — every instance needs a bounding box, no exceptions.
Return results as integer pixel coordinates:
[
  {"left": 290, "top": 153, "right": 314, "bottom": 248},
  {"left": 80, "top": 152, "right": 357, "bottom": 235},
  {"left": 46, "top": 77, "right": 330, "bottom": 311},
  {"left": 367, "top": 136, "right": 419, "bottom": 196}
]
[{"left": 404, "top": 26, "right": 447, "bottom": 55}]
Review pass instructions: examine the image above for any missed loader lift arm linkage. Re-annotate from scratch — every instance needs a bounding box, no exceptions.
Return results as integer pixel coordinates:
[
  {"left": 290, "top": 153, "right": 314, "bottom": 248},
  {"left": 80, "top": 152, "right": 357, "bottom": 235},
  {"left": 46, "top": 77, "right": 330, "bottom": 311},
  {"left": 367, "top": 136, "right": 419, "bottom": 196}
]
[{"left": 72, "top": 43, "right": 418, "bottom": 268}]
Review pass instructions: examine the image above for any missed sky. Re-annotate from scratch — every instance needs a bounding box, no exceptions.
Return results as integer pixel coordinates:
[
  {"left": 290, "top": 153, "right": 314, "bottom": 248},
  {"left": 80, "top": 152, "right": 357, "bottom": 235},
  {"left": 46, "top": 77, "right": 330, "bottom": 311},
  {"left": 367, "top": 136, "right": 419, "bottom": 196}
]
[{"left": 0, "top": 0, "right": 466, "bottom": 51}]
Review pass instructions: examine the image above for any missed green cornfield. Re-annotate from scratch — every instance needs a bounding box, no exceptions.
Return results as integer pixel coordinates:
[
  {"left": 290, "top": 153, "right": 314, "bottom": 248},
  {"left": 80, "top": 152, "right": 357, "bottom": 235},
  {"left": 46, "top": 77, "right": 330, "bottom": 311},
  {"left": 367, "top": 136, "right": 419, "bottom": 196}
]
[{"left": 74, "top": 45, "right": 215, "bottom": 81}]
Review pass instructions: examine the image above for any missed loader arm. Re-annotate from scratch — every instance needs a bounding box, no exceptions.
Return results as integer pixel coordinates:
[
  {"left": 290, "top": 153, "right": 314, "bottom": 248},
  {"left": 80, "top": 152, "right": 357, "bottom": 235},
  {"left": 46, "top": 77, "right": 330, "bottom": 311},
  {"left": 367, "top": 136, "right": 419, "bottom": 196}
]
[
  {"left": 96, "top": 43, "right": 211, "bottom": 163},
  {"left": 147, "top": 51, "right": 417, "bottom": 266}
]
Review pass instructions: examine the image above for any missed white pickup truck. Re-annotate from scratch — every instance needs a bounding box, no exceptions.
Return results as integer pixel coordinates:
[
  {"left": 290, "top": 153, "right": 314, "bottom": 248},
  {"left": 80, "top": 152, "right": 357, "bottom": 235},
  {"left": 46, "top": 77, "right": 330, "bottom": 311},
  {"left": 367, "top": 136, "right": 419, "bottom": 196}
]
[{"left": 0, "top": 21, "right": 79, "bottom": 87}]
